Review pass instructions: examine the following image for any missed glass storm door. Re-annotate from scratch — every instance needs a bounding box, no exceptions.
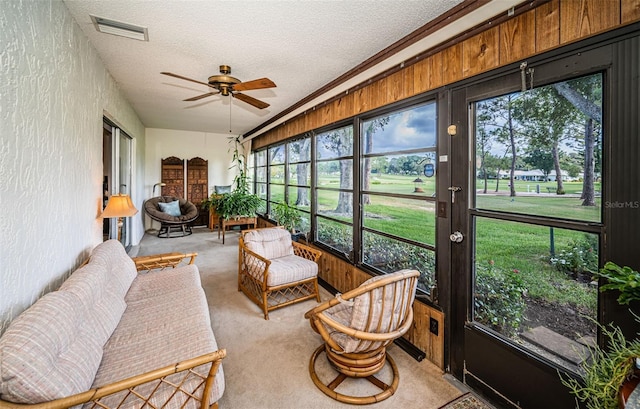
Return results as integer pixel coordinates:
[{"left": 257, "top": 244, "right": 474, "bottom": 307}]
[{"left": 449, "top": 49, "right": 605, "bottom": 407}]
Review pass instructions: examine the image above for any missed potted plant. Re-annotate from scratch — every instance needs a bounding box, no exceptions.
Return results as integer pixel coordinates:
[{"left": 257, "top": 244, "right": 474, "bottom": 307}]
[
  {"left": 593, "top": 262, "right": 640, "bottom": 306},
  {"left": 273, "top": 201, "right": 302, "bottom": 235},
  {"left": 211, "top": 135, "right": 261, "bottom": 220},
  {"left": 561, "top": 318, "right": 640, "bottom": 409},
  {"left": 560, "top": 262, "right": 640, "bottom": 409}
]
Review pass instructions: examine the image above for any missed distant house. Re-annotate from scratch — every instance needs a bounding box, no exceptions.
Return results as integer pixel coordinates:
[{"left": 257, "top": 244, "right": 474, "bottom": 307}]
[{"left": 495, "top": 169, "right": 582, "bottom": 182}]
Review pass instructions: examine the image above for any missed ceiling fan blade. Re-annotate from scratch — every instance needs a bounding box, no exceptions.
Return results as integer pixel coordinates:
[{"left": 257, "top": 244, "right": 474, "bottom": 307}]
[
  {"left": 161, "top": 72, "right": 212, "bottom": 88},
  {"left": 233, "top": 78, "right": 276, "bottom": 92},
  {"left": 183, "top": 91, "right": 219, "bottom": 102},
  {"left": 233, "top": 92, "right": 270, "bottom": 109}
]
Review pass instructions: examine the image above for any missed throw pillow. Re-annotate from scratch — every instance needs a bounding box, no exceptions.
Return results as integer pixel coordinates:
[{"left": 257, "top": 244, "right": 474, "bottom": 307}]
[
  {"left": 158, "top": 200, "right": 181, "bottom": 217},
  {"left": 215, "top": 185, "right": 232, "bottom": 194}
]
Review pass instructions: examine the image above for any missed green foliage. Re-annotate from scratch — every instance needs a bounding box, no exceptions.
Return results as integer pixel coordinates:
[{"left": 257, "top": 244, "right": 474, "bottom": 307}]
[
  {"left": 316, "top": 222, "right": 435, "bottom": 292},
  {"left": 550, "top": 234, "right": 598, "bottom": 277},
  {"left": 273, "top": 201, "right": 302, "bottom": 232},
  {"left": 212, "top": 191, "right": 261, "bottom": 220},
  {"left": 560, "top": 318, "right": 640, "bottom": 409},
  {"left": 205, "top": 135, "right": 261, "bottom": 220},
  {"left": 228, "top": 135, "right": 250, "bottom": 194},
  {"left": 594, "top": 262, "right": 640, "bottom": 305},
  {"left": 474, "top": 262, "right": 526, "bottom": 337}
]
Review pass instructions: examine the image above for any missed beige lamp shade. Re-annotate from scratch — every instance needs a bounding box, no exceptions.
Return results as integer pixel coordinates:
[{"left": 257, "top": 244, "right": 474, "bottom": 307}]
[{"left": 103, "top": 194, "right": 138, "bottom": 218}]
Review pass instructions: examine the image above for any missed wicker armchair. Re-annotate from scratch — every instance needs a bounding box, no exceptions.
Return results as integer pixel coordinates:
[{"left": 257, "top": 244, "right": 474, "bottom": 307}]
[
  {"left": 144, "top": 196, "right": 198, "bottom": 238},
  {"left": 238, "top": 227, "right": 322, "bottom": 319},
  {"left": 304, "top": 269, "right": 419, "bottom": 404}
]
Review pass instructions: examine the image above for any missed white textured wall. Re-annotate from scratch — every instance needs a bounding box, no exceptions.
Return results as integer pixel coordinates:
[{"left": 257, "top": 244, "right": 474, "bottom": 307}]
[
  {"left": 0, "top": 0, "right": 145, "bottom": 334},
  {"left": 144, "top": 128, "right": 234, "bottom": 230}
]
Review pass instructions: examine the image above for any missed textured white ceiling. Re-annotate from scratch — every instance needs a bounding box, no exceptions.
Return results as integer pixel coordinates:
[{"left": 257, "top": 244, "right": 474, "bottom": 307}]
[{"left": 62, "top": 0, "right": 515, "bottom": 136}]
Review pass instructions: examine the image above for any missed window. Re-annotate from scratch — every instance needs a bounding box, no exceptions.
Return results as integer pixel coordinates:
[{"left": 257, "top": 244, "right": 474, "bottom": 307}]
[
  {"left": 255, "top": 98, "right": 439, "bottom": 296},
  {"left": 287, "top": 136, "right": 311, "bottom": 232},
  {"left": 253, "top": 150, "right": 267, "bottom": 214},
  {"left": 360, "top": 102, "right": 437, "bottom": 292},
  {"left": 315, "top": 125, "right": 354, "bottom": 256}
]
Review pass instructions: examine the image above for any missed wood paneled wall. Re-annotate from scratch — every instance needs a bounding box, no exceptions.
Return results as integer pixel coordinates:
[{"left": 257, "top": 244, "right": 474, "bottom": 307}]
[
  {"left": 252, "top": 0, "right": 639, "bottom": 150},
  {"left": 251, "top": 0, "right": 640, "bottom": 369}
]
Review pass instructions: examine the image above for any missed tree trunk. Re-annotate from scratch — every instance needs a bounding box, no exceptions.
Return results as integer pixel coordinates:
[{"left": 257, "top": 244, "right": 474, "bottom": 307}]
[
  {"left": 483, "top": 164, "right": 488, "bottom": 194},
  {"left": 552, "top": 141, "right": 564, "bottom": 193},
  {"left": 495, "top": 167, "right": 501, "bottom": 192},
  {"left": 363, "top": 128, "right": 373, "bottom": 205},
  {"left": 581, "top": 118, "right": 596, "bottom": 206},
  {"left": 335, "top": 160, "right": 353, "bottom": 215},
  {"left": 508, "top": 107, "right": 517, "bottom": 197},
  {"left": 296, "top": 163, "right": 309, "bottom": 206}
]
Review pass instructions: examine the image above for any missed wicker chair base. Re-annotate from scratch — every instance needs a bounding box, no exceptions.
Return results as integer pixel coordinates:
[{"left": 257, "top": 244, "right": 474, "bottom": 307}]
[
  {"left": 158, "top": 222, "right": 193, "bottom": 238},
  {"left": 309, "top": 344, "right": 399, "bottom": 405},
  {"left": 238, "top": 273, "right": 319, "bottom": 320}
]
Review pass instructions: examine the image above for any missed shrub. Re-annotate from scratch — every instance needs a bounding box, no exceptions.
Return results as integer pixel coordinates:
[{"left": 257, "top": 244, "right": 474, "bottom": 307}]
[
  {"left": 474, "top": 261, "right": 526, "bottom": 337},
  {"left": 316, "top": 223, "right": 435, "bottom": 293},
  {"left": 550, "top": 234, "right": 598, "bottom": 278}
]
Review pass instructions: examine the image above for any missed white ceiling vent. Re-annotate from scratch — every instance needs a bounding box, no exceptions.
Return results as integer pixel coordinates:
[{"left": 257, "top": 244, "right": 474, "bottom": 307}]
[{"left": 90, "top": 15, "right": 148, "bottom": 41}]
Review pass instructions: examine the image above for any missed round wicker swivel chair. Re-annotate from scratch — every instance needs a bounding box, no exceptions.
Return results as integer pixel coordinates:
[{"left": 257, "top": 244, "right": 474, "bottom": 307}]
[
  {"left": 304, "top": 269, "right": 419, "bottom": 405},
  {"left": 144, "top": 196, "right": 199, "bottom": 238}
]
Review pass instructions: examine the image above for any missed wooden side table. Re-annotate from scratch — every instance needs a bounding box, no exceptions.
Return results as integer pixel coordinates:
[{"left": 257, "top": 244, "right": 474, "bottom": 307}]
[{"left": 219, "top": 216, "right": 257, "bottom": 244}]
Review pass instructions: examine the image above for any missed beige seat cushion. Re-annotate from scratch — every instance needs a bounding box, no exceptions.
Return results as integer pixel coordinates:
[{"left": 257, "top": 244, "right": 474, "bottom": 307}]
[
  {"left": 92, "top": 266, "right": 225, "bottom": 409},
  {"left": 266, "top": 254, "right": 318, "bottom": 286}
]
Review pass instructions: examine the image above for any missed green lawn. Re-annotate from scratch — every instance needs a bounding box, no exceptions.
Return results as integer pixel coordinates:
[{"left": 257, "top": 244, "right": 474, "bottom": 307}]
[{"left": 310, "top": 173, "right": 599, "bottom": 310}]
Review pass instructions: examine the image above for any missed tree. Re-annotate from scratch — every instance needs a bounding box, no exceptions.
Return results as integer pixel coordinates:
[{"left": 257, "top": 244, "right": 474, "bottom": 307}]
[
  {"left": 553, "top": 75, "right": 602, "bottom": 206},
  {"left": 477, "top": 94, "right": 522, "bottom": 197},
  {"left": 524, "top": 147, "right": 554, "bottom": 181},
  {"left": 362, "top": 117, "right": 390, "bottom": 204},
  {"left": 320, "top": 127, "right": 353, "bottom": 214},
  {"left": 289, "top": 137, "right": 311, "bottom": 206},
  {"left": 514, "top": 86, "right": 582, "bottom": 195}
]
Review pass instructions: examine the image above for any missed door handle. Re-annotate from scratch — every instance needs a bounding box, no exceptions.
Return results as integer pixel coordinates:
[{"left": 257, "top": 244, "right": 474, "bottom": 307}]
[{"left": 449, "top": 231, "right": 464, "bottom": 243}]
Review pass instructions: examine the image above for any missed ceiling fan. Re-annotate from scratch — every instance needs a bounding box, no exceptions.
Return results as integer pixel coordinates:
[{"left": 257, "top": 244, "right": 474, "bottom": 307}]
[{"left": 161, "top": 65, "right": 276, "bottom": 109}]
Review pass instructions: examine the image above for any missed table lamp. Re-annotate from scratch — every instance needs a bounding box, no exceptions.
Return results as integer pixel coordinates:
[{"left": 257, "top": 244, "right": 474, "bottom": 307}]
[{"left": 103, "top": 194, "right": 138, "bottom": 241}]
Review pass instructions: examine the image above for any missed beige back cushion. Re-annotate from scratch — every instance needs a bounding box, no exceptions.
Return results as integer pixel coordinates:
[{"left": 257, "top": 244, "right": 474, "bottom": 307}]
[
  {"left": 243, "top": 228, "right": 294, "bottom": 260},
  {"left": 350, "top": 269, "right": 418, "bottom": 333},
  {"left": 0, "top": 291, "right": 103, "bottom": 403},
  {"left": 0, "top": 239, "right": 137, "bottom": 404}
]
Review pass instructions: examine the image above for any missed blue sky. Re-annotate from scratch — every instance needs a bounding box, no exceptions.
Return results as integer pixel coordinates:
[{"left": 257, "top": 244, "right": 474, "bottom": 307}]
[{"left": 367, "top": 102, "right": 436, "bottom": 153}]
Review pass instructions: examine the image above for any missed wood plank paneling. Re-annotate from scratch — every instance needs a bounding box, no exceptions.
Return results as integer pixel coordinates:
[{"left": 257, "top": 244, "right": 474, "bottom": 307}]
[
  {"left": 623, "top": 0, "right": 640, "bottom": 23},
  {"left": 412, "top": 57, "right": 431, "bottom": 94},
  {"left": 429, "top": 52, "right": 444, "bottom": 89},
  {"left": 354, "top": 87, "right": 369, "bottom": 114},
  {"left": 404, "top": 303, "right": 445, "bottom": 369},
  {"left": 463, "top": 26, "right": 500, "bottom": 78},
  {"left": 369, "top": 78, "right": 387, "bottom": 111},
  {"left": 536, "top": 0, "right": 560, "bottom": 52},
  {"left": 560, "top": 0, "right": 620, "bottom": 44},
  {"left": 442, "top": 43, "right": 463, "bottom": 84},
  {"left": 500, "top": 10, "right": 536, "bottom": 65},
  {"left": 402, "top": 65, "right": 414, "bottom": 98}
]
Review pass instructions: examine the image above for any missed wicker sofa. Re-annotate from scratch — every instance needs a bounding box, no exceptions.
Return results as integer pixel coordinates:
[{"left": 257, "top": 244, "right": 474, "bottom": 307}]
[{"left": 0, "top": 240, "right": 225, "bottom": 409}]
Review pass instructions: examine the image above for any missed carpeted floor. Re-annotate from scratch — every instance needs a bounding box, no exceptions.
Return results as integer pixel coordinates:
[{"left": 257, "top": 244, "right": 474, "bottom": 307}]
[{"left": 135, "top": 227, "right": 466, "bottom": 408}]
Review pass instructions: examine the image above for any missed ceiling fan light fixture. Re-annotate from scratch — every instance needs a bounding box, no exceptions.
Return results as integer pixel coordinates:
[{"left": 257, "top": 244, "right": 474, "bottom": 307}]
[{"left": 90, "top": 15, "right": 148, "bottom": 41}]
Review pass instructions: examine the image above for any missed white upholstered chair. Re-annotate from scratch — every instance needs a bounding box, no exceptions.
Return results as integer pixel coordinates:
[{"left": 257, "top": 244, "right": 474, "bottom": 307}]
[{"left": 238, "top": 227, "right": 322, "bottom": 319}]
